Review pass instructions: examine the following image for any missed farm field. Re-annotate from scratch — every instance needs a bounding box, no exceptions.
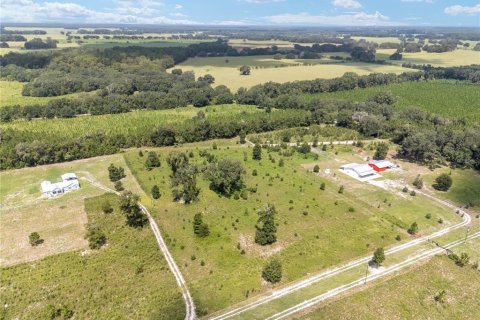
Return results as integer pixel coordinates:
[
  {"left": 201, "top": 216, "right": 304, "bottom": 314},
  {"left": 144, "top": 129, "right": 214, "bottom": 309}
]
[
  {"left": 351, "top": 36, "right": 402, "bottom": 44},
  {"left": 81, "top": 39, "right": 212, "bottom": 48},
  {"left": 0, "top": 80, "right": 84, "bottom": 107},
  {"left": 124, "top": 140, "right": 459, "bottom": 314},
  {"left": 0, "top": 153, "right": 143, "bottom": 266},
  {"left": 301, "top": 253, "right": 480, "bottom": 320},
  {"left": 376, "top": 48, "right": 480, "bottom": 67},
  {"left": 176, "top": 57, "right": 414, "bottom": 90},
  {"left": 306, "top": 80, "right": 480, "bottom": 123},
  {"left": 1, "top": 104, "right": 261, "bottom": 139}
]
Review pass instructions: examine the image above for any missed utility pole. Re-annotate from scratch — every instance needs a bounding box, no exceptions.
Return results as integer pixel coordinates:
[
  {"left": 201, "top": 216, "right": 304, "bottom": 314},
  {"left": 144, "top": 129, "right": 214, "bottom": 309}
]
[
  {"left": 364, "top": 263, "right": 369, "bottom": 284},
  {"left": 464, "top": 227, "right": 470, "bottom": 243}
]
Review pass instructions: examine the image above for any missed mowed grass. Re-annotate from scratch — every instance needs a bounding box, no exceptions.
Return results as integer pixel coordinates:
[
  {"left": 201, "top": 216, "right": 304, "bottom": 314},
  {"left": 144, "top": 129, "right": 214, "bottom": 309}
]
[
  {"left": 301, "top": 254, "right": 480, "bottom": 320},
  {"left": 0, "top": 153, "right": 144, "bottom": 266},
  {"left": 124, "top": 141, "right": 458, "bottom": 314},
  {"left": 376, "top": 48, "right": 480, "bottom": 67},
  {"left": 0, "top": 80, "right": 83, "bottom": 107},
  {"left": 306, "top": 80, "right": 480, "bottom": 123},
  {"left": 176, "top": 56, "right": 414, "bottom": 90},
  {"left": 0, "top": 193, "right": 185, "bottom": 319},
  {"left": 2, "top": 104, "right": 261, "bottom": 139}
]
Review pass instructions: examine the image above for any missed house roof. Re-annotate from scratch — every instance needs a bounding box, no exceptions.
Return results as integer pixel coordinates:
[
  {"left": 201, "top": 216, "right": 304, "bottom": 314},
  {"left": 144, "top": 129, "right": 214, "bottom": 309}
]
[
  {"left": 41, "top": 181, "right": 62, "bottom": 193},
  {"left": 341, "top": 163, "right": 376, "bottom": 176},
  {"left": 61, "top": 173, "right": 77, "bottom": 181},
  {"left": 369, "top": 160, "right": 395, "bottom": 168}
]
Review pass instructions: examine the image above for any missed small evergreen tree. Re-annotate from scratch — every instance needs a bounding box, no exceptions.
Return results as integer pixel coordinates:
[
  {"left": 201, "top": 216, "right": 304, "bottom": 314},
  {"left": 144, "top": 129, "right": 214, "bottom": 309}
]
[
  {"left": 320, "top": 182, "right": 326, "bottom": 190},
  {"left": 255, "top": 204, "right": 277, "bottom": 245},
  {"left": 85, "top": 222, "right": 106, "bottom": 249},
  {"left": 239, "top": 130, "right": 246, "bottom": 144},
  {"left": 338, "top": 185, "right": 344, "bottom": 194},
  {"left": 114, "top": 180, "right": 124, "bottom": 192},
  {"left": 313, "top": 165, "right": 320, "bottom": 173},
  {"left": 108, "top": 164, "right": 125, "bottom": 182},
  {"left": 262, "top": 260, "right": 282, "bottom": 283},
  {"left": 120, "top": 191, "right": 148, "bottom": 228},
  {"left": 373, "top": 142, "right": 389, "bottom": 160},
  {"left": 193, "top": 213, "right": 210, "bottom": 237},
  {"left": 151, "top": 185, "right": 161, "bottom": 199},
  {"left": 101, "top": 201, "right": 113, "bottom": 214},
  {"left": 413, "top": 175, "right": 423, "bottom": 189},
  {"left": 252, "top": 144, "right": 262, "bottom": 160},
  {"left": 278, "top": 158, "right": 284, "bottom": 167}
]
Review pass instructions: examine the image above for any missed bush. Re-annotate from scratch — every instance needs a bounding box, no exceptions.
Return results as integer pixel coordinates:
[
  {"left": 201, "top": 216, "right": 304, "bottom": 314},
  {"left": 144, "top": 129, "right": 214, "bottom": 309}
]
[
  {"left": 449, "top": 252, "right": 470, "bottom": 267},
  {"left": 433, "top": 173, "right": 452, "bottom": 191},
  {"left": 320, "top": 182, "right": 325, "bottom": 190},
  {"left": 193, "top": 213, "right": 210, "bottom": 237},
  {"left": 372, "top": 247, "right": 385, "bottom": 265},
  {"left": 262, "top": 260, "right": 282, "bottom": 283},
  {"left": 151, "top": 185, "right": 161, "bottom": 199},
  {"left": 313, "top": 164, "right": 320, "bottom": 173},
  {"left": 255, "top": 204, "right": 277, "bottom": 245},
  {"left": 29, "top": 232, "right": 42, "bottom": 246},
  {"left": 85, "top": 222, "right": 106, "bottom": 249},
  {"left": 101, "top": 201, "right": 113, "bottom": 214},
  {"left": 108, "top": 164, "right": 125, "bottom": 182},
  {"left": 413, "top": 175, "right": 423, "bottom": 189},
  {"left": 145, "top": 151, "right": 161, "bottom": 170},
  {"left": 252, "top": 144, "right": 262, "bottom": 160},
  {"left": 114, "top": 181, "right": 124, "bottom": 192},
  {"left": 425, "top": 213, "right": 432, "bottom": 219},
  {"left": 373, "top": 143, "right": 389, "bottom": 160},
  {"left": 338, "top": 185, "right": 344, "bottom": 194},
  {"left": 407, "top": 222, "right": 418, "bottom": 235}
]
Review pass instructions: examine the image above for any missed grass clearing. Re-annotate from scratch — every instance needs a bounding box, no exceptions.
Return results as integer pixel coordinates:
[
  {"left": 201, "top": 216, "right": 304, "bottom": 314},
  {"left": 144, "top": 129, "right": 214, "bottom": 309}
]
[
  {"left": 0, "top": 153, "right": 143, "bottom": 266},
  {"left": 176, "top": 57, "right": 414, "bottom": 90},
  {"left": 376, "top": 49, "right": 480, "bottom": 67},
  {"left": 0, "top": 193, "right": 185, "bottom": 319},
  {"left": 124, "top": 141, "right": 458, "bottom": 314},
  {"left": 302, "top": 253, "right": 480, "bottom": 320},
  {"left": 0, "top": 80, "right": 84, "bottom": 107},
  {"left": 305, "top": 80, "right": 480, "bottom": 123}
]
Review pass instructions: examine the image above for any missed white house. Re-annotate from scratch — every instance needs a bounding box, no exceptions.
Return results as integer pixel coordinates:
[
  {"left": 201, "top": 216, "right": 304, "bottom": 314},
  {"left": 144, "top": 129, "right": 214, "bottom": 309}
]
[{"left": 41, "top": 173, "right": 80, "bottom": 197}]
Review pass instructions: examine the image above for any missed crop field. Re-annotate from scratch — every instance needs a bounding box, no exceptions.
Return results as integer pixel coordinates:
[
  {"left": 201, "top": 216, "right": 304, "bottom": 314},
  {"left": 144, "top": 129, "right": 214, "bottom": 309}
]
[
  {"left": 0, "top": 153, "right": 143, "bottom": 266},
  {"left": 0, "top": 80, "right": 84, "bottom": 107},
  {"left": 81, "top": 39, "right": 212, "bottom": 48},
  {"left": 2, "top": 104, "right": 261, "bottom": 138},
  {"left": 376, "top": 49, "right": 480, "bottom": 67},
  {"left": 306, "top": 80, "right": 480, "bottom": 123},
  {"left": 124, "top": 140, "right": 459, "bottom": 314},
  {"left": 0, "top": 193, "right": 184, "bottom": 319},
  {"left": 302, "top": 253, "right": 480, "bottom": 320},
  {"left": 351, "top": 36, "right": 402, "bottom": 44},
  {"left": 176, "top": 57, "right": 414, "bottom": 90},
  {"left": 228, "top": 39, "right": 316, "bottom": 49}
]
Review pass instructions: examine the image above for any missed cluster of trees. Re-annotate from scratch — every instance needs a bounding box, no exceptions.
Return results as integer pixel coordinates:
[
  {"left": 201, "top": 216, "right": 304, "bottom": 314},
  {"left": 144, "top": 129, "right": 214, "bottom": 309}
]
[
  {"left": 24, "top": 38, "right": 57, "bottom": 50},
  {"left": 0, "top": 35, "right": 27, "bottom": 42},
  {"left": 204, "top": 158, "right": 245, "bottom": 196},
  {"left": 167, "top": 152, "right": 200, "bottom": 204},
  {"left": 120, "top": 191, "right": 148, "bottom": 228},
  {"left": 193, "top": 213, "right": 210, "bottom": 237},
  {"left": 0, "top": 28, "right": 46, "bottom": 35}
]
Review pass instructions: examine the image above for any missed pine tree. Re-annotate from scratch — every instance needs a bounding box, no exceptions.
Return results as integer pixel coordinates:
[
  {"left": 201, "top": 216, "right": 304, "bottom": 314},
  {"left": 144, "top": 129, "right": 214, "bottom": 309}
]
[
  {"left": 252, "top": 144, "right": 262, "bottom": 160},
  {"left": 193, "top": 213, "right": 209, "bottom": 237},
  {"left": 151, "top": 185, "right": 161, "bottom": 199},
  {"left": 255, "top": 204, "right": 277, "bottom": 245},
  {"left": 145, "top": 151, "right": 161, "bottom": 170}
]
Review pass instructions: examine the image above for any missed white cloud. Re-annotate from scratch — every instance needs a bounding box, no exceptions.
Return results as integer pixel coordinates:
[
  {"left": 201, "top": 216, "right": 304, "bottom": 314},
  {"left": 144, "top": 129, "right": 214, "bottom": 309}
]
[
  {"left": 0, "top": 0, "right": 198, "bottom": 24},
  {"left": 444, "top": 4, "right": 480, "bottom": 15},
  {"left": 401, "top": 0, "right": 434, "bottom": 3},
  {"left": 332, "top": 0, "right": 362, "bottom": 9},
  {"left": 263, "top": 11, "right": 401, "bottom": 26},
  {"left": 175, "top": 4, "right": 183, "bottom": 10},
  {"left": 243, "top": 0, "right": 285, "bottom": 3}
]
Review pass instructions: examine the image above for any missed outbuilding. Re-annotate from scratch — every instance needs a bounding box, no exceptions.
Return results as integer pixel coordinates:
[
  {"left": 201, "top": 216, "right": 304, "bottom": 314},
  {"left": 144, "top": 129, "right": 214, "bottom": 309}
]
[
  {"left": 340, "top": 163, "right": 377, "bottom": 178},
  {"left": 368, "top": 160, "right": 395, "bottom": 172},
  {"left": 41, "top": 173, "right": 80, "bottom": 198}
]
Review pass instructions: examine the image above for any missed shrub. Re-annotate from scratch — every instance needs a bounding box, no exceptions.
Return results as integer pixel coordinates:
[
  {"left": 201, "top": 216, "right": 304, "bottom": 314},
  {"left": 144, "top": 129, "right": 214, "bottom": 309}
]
[
  {"left": 108, "top": 164, "right": 125, "bottom": 182},
  {"left": 101, "top": 201, "right": 113, "bottom": 214},
  {"left": 85, "top": 222, "right": 106, "bottom": 249},
  {"left": 449, "top": 252, "right": 470, "bottom": 267},
  {"left": 320, "top": 182, "right": 325, "bottom": 190},
  {"left": 114, "top": 181, "right": 124, "bottom": 192},
  {"left": 402, "top": 186, "right": 409, "bottom": 193},
  {"left": 29, "top": 232, "right": 42, "bottom": 246},
  {"left": 372, "top": 247, "right": 385, "bottom": 265},
  {"left": 279, "top": 158, "right": 284, "bottom": 167},
  {"left": 338, "top": 185, "right": 344, "bottom": 194},
  {"left": 151, "top": 185, "right": 161, "bottom": 199},
  {"left": 252, "top": 144, "right": 262, "bottom": 160},
  {"left": 413, "top": 175, "right": 423, "bottom": 189},
  {"left": 255, "top": 204, "right": 277, "bottom": 245},
  {"left": 313, "top": 165, "right": 320, "bottom": 173},
  {"left": 434, "top": 290, "right": 447, "bottom": 303},
  {"left": 373, "top": 143, "right": 389, "bottom": 160},
  {"left": 262, "top": 260, "right": 282, "bottom": 284},
  {"left": 145, "top": 151, "right": 161, "bottom": 170},
  {"left": 407, "top": 222, "right": 418, "bottom": 235},
  {"left": 433, "top": 173, "right": 452, "bottom": 191},
  {"left": 410, "top": 190, "right": 416, "bottom": 196},
  {"left": 252, "top": 169, "right": 258, "bottom": 176},
  {"left": 425, "top": 213, "right": 432, "bottom": 219},
  {"left": 193, "top": 213, "right": 210, "bottom": 237}
]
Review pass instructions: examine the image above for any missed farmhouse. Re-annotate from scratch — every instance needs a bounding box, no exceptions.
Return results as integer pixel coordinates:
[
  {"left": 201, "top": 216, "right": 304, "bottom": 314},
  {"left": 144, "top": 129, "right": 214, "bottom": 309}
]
[
  {"left": 368, "top": 160, "right": 396, "bottom": 172},
  {"left": 340, "top": 163, "right": 377, "bottom": 178},
  {"left": 41, "top": 173, "right": 80, "bottom": 198}
]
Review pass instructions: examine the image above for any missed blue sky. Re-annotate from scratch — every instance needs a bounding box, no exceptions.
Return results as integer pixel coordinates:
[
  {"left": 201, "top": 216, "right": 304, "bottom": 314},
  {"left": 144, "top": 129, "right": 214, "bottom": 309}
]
[{"left": 1, "top": 0, "right": 479, "bottom": 26}]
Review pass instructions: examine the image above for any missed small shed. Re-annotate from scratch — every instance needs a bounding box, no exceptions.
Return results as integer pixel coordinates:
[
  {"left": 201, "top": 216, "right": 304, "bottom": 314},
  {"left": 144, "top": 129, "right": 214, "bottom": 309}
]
[{"left": 369, "top": 160, "right": 395, "bottom": 172}]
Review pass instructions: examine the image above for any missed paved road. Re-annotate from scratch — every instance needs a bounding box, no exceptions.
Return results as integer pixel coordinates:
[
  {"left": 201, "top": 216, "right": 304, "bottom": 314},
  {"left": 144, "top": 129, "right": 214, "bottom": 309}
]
[
  {"left": 209, "top": 190, "right": 471, "bottom": 320},
  {"left": 82, "top": 177, "right": 196, "bottom": 320}
]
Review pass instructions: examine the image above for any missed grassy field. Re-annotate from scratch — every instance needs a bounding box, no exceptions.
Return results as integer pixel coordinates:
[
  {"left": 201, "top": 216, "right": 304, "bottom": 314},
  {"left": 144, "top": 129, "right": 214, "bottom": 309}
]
[
  {"left": 0, "top": 153, "right": 143, "bottom": 266},
  {"left": 376, "top": 49, "right": 480, "bottom": 67},
  {"left": 302, "top": 253, "right": 480, "bottom": 320},
  {"left": 0, "top": 80, "right": 84, "bottom": 107},
  {"left": 306, "top": 80, "right": 480, "bottom": 123},
  {"left": 176, "top": 56, "right": 414, "bottom": 90},
  {"left": 351, "top": 36, "right": 402, "bottom": 44},
  {"left": 124, "top": 141, "right": 459, "bottom": 314},
  {"left": 81, "top": 39, "right": 212, "bottom": 48},
  {"left": 0, "top": 193, "right": 185, "bottom": 319},
  {"left": 2, "top": 104, "right": 261, "bottom": 139}
]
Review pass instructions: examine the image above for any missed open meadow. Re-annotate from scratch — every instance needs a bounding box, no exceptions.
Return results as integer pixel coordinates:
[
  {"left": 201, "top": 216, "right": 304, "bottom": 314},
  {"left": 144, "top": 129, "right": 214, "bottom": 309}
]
[
  {"left": 376, "top": 49, "right": 480, "bottom": 67},
  {"left": 176, "top": 56, "right": 414, "bottom": 91},
  {"left": 123, "top": 140, "right": 460, "bottom": 315},
  {"left": 305, "top": 80, "right": 480, "bottom": 123},
  {"left": 301, "top": 252, "right": 480, "bottom": 320}
]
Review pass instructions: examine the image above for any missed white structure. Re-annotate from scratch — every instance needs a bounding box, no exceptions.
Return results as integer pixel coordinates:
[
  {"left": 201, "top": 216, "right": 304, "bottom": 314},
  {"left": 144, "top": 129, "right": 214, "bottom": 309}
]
[
  {"left": 41, "top": 173, "right": 80, "bottom": 197},
  {"left": 368, "top": 160, "right": 396, "bottom": 172},
  {"left": 340, "top": 163, "right": 377, "bottom": 178}
]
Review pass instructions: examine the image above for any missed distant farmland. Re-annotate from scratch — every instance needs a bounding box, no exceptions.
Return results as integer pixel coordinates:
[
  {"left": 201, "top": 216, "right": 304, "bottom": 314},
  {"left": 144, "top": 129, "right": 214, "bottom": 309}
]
[{"left": 306, "top": 80, "right": 480, "bottom": 123}]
